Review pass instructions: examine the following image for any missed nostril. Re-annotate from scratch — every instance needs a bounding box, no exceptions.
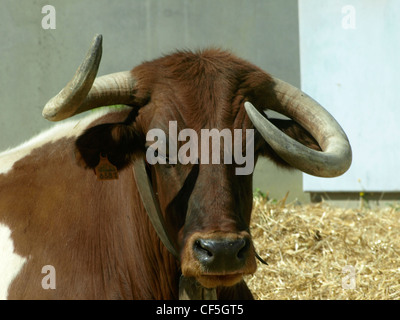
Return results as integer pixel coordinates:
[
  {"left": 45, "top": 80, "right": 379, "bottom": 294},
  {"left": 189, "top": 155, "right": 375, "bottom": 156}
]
[
  {"left": 194, "top": 240, "right": 214, "bottom": 258},
  {"left": 236, "top": 238, "right": 249, "bottom": 260}
]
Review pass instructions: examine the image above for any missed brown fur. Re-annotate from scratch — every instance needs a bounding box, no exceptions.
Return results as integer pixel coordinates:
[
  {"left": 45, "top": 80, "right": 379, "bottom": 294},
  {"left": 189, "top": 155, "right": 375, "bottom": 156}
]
[{"left": 1, "top": 49, "right": 321, "bottom": 299}]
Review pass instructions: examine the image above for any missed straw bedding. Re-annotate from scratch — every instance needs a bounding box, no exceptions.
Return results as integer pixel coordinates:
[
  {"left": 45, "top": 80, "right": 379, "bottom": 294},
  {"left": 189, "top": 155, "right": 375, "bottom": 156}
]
[{"left": 245, "top": 194, "right": 400, "bottom": 300}]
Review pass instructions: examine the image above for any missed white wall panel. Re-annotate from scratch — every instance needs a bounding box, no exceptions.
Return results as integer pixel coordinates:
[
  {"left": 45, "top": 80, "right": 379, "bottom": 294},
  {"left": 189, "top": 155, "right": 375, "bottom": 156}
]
[{"left": 299, "top": 0, "right": 400, "bottom": 192}]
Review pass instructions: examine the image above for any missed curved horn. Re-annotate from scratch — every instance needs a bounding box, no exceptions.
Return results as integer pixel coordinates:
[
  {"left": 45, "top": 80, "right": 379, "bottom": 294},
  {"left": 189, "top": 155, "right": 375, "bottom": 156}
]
[
  {"left": 245, "top": 78, "right": 352, "bottom": 177},
  {"left": 43, "top": 34, "right": 137, "bottom": 121}
]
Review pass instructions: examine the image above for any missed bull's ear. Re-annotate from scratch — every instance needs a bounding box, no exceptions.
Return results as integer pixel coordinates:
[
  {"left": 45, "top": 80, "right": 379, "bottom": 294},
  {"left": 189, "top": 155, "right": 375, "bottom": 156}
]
[
  {"left": 269, "top": 119, "right": 321, "bottom": 151},
  {"left": 75, "top": 123, "right": 143, "bottom": 169},
  {"left": 258, "top": 118, "right": 321, "bottom": 168}
]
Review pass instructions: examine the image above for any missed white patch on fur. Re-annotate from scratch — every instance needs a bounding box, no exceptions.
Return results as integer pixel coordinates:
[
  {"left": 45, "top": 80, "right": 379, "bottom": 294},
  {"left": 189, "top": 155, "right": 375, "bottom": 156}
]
[
  {"left": 0, "top": 109, "right": 120, "bottom": 175},
  {"left": 0, "top": 223, "right": 27, "bottom": 300}
]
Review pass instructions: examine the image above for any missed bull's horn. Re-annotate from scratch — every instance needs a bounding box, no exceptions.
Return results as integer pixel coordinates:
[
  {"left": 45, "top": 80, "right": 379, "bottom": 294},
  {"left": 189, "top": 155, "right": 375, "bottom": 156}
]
[
  {"left": 244, "top": 78, "right": 352, "bottom": 178},
  {"left": 43, "top": 34, "right": 136, "bottom": 121}
]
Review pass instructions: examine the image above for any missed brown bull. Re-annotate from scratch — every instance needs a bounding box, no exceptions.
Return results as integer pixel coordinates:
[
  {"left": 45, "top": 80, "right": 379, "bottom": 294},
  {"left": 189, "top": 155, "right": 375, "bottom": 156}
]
[{"left": 0, "top": 35, "right": 351, "bottom": 299}]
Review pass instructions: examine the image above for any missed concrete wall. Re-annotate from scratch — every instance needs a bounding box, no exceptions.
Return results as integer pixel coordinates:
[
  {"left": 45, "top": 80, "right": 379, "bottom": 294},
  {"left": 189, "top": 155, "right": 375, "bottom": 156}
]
[{"left": 0, "top": 0, "right": 307, "bottom": 202}]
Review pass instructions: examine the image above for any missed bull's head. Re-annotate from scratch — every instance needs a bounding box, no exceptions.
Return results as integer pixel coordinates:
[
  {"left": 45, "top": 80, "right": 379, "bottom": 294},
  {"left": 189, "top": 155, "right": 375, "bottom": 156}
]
[{"left": 43, "top": 35, "right": 351, "bottom": 291}]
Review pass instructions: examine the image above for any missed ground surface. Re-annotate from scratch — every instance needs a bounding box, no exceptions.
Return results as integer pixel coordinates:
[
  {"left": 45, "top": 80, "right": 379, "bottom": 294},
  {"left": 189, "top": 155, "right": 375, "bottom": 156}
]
[{"left": 246, "top": 195, "right": 400, "bottom": 300}]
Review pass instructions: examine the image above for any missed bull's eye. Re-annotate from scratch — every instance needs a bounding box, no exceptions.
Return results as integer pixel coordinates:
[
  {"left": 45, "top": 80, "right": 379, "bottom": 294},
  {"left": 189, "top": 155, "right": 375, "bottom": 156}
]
[
  {"left": 164, "top": 158, "right": 173, "bottom": 168},
  {"left": 145, "top": 146, "right": 174, "bottom": 168},
  {"left": 156, "top": 151, "right": 173, "bottom": 167}
]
